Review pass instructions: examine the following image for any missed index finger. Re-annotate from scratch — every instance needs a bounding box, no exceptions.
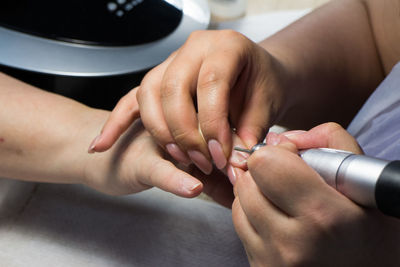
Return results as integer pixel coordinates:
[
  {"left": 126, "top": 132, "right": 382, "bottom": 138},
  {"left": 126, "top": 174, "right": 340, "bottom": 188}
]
[{"left": 282, "top": 122, "right": 363, "bottom": 154}]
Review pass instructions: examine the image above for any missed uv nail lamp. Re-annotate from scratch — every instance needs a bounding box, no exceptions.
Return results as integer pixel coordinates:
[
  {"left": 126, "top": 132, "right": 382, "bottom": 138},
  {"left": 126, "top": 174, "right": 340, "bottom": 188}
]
[{"left": 0, "top": 0, "right": 210, "bottom": 77}]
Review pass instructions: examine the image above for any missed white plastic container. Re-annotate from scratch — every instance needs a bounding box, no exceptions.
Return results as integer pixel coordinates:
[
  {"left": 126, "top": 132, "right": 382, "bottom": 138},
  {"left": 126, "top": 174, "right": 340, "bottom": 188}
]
[{"left": 208, "top": 0, "right": 247, "bottom": 20}]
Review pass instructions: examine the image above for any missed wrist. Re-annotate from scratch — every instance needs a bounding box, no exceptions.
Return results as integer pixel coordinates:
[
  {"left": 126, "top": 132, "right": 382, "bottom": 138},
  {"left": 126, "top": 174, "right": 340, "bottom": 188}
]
[{"left": 62, "top": 108, "right": 111, "bottom": 188}]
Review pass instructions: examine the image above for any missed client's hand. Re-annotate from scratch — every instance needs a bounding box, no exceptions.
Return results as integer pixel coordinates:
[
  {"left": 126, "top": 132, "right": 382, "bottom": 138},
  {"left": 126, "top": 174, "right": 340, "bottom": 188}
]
[
  {"left": 86, "top": 119, "right": 235, "bottom": 207},
  {"left": 232, "top": 123, "right": 400, "bottom": 266},
  {"left": 88, "top": 30, "right": 289, "bottom": 175}
]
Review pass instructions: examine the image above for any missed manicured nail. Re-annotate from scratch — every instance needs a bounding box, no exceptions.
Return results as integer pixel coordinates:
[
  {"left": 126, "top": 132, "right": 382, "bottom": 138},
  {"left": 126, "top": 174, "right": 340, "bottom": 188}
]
[
  {"left": 88, "top": 134, "right": 101, "bottom": 153},
  {"left": 187, "top": 150, "right": 213, "bottom": 175},
  {"left": 230, "top": 147, "right": 249, "bottom": 167},
  {"left": 182, "top": 177, "right": 202, "bottom": 193},
  {"left": 282, "top": 130, "right": 307, "bottom": 138},
  {"left": 227, "top": 165, "right": 237, "bottom": 185},
  {"left": 266, "top": 132, "right": 280, "bottom": 146},
  {"left": 166, "top": 143, "right": 191, "bottom": 166},
  {"left": 208, "top": 139, "right": 227, "bottom": 169}
]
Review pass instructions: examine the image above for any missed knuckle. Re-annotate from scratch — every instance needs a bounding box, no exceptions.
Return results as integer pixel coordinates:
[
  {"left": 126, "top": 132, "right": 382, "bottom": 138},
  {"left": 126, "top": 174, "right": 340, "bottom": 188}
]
[
  {"left": 220, "top": 30, "right": 251, "bottom": 48},
  {"left": 277, "top": 236, "right": 310, "bottom": 267},
  {"left": 220, "top": 29, "right": 243, "bottom": 40},
  {"left": 248, "top": 148, "right": 271, "bottom": 170},
  {"left": 117, "top": 93, "right": 131, "bottom": 107},
  {"left": 147, "top": 126, "right": 170, "bottom": 144},
  {"left": 136, "top": 86, "right": 144, "bottom": 102},
  {"left": 161, "top": 79, "right": 182, "bottom": 100},
  {"left": 187, "top": 30, "right": 205, "bottom": 41},
  {"left": 198, "top": 71, "right": 231, "bottom": 99},
  {"left": 321, "top": 122, "right": 344, "bottom": 134},
  {"left": 171, "top": 128, "right": 199, "bottom": 146},
  {"left": 284, "top": 251, "right": 308, "bottom": 267},
  {"left": 199, "top": 116, "right": 225, "bottom": 134},
  {"left": 198, "top": 69, "right": 221, "bottom": 89},
  {"left": 141, "top": 67, "right": 157, "bottom": 86},
  {"left": 146, "top": 160, "right": 163, "bottom": 186}
]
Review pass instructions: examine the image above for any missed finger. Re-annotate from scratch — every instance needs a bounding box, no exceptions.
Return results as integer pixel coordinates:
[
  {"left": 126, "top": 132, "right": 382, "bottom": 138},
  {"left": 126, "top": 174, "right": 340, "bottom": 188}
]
[
  {"left": 235, "top": 170, "right": 290, "bottom": 236},
  {"left": 90, "top": 88, "right": 140, "bottom": 153},
  {"left": 282, "top": 122, "right": 362, "bottom": 153},
  {"left": 193, "top": 167, "right": 234, "bottom": 208},
  {"left": 196, "top": 47, "right": 247, "bottom": 170},
  {"left": 231, "top": 197, "right": 260, "bottom": 248},
  {"left": 234, "top": 52, "right": 284, "bottom": 149},
  {"left": 235, "top": 88, "right": 271, "bottom": 149},
  {"left": 137, "top": 156, "right": 203, "bottom": 198},
  {"left": 137, "top": 54, "right": 192, "bottom": 166},
  {"left": 247, "top": 144, "right": 343, "bottom": 217},
  {"left": 160, "top": 35, "right": 214, "bottom": 174},
  {"left": 228, "top": 133, "right": 250, "bottom": 185}
]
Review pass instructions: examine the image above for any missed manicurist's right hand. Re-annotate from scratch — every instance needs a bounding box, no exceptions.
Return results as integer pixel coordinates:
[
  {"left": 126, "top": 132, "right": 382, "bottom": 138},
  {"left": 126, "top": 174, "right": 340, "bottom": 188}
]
[{"left": 90, "top": 30, "right": 290, "bottom": 175}]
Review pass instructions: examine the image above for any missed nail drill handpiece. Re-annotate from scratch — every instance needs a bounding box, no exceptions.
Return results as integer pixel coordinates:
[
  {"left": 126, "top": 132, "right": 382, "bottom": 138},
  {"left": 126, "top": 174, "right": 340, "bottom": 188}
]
[{"left": 234, "top": 144, "right": 400, "bottom": 218}]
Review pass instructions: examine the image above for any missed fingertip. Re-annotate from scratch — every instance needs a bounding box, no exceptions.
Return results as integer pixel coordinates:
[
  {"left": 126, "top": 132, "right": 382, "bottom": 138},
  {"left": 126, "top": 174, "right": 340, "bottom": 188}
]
[
  {"left": 88, "top": 134, "right": 101, "bottom": 153},
  {"left": 237, "top": 129, "right": 259, "bottom": 150},
  {"left": 227, "top": 165, "right": 237, "bottom": 185},
  {"left": 187, "top": 150, "right": 213, "bottom": 175},
  {"left": 166, "top": 143, "right": 192, "bottom": 166},
  {"left": 208, "top": 139, "right": 227, "bottom": 169},
  {"left": 89, "top": 131, "right": 118, "bottom": 153},
  {"left": 180, "top": 177, "right": 203, "bottom": 198}
]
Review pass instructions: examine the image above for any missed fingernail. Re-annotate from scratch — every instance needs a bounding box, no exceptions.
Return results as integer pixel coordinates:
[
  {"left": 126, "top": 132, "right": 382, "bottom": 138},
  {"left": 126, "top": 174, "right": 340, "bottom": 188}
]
[
  {"left": 230, "top": 147, "right": 249, "bottom": 167},
  {"left": 187, "top": 150, "right": 213, "bottom": 175},
  {"left": 227, "top": 165, "right": 237, "bottom": 185},
  {"left": 208, "top": 139, "right": 227, "bottom": 169},
  {"left": 266, "top": 132, "right": 280, "bottom": 146},
  {"left": 88, "top": 134, "right": 101, "bottom": 153},
  {"left": 282, "top": 130, "right": 307, "bottom": 138},
  {"left": 182, "top": 177, "right": 202, "bottom": 193},
  {"left": 166, "top": 143, "right": 191, "bottom": 166}
]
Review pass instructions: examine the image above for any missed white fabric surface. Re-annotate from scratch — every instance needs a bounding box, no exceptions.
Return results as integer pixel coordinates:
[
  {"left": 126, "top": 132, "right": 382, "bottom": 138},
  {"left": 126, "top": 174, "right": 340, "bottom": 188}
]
[{"left": 0, "top": 183, "right": 248, "bottom": 267}]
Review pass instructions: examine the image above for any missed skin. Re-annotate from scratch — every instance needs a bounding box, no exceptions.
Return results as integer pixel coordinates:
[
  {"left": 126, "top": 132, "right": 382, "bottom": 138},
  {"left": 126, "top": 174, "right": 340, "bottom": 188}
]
[
  {"left": 0, "top": 73, "right": 235, "bottom": 207},
  {"left": 86, "top": 0, "right": 400, "bottom": 265},
  {"left": 233, "top": 123, "right": 400, "bottom": 266},
  {"left": 89, "top": 0, "right": 400, "bottom": 175}
]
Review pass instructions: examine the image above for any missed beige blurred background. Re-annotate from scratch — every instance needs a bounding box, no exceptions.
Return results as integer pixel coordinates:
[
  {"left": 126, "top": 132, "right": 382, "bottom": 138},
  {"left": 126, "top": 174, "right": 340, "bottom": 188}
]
[{"left": 247, "top": 0, "right": 329, "bottom": 14}]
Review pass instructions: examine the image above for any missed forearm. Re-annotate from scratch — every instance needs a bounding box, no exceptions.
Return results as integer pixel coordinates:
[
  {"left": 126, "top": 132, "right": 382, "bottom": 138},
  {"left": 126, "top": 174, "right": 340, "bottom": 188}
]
[
  {"left": 0, "top": 72, "right": 106, "bottom": 184},
  {"left": 260, "top": 0, "right": 384, "bottom": 129}
]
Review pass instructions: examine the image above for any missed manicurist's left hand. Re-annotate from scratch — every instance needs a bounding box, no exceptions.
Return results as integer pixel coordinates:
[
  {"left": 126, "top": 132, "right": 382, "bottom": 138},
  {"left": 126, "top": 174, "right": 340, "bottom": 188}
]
[{"left": 232, "top": 123, "right": 400, "bottom": 266}]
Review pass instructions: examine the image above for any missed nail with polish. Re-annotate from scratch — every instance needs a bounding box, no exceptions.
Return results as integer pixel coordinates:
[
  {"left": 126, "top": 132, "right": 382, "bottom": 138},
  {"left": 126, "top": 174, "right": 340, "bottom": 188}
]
[
  {"left": 227, "top": 165, "right": 237, "bottom": 185},
  {"left": 88, "top": 134, "right": 101, "bottom": 153},
  {"left": 187, "top": 150, "right": 213, "bottom": 175},
  {"left": 282, "top": 130, "right": 307, "bottom": 140},
  {"left": 182, "top": 177, "right": 202, "bottom": 194},
  {"left": 208, "top": 139, "right": 227, "bottom": 169},
  {"left": 230, "top": 147, "right": 249, "bottom": 167},
  {"left": 166, "top": 143, "right": 191, "bottom": 166},
  {"left": 266, "top": 132, "right": 280, "bottom": 146}
]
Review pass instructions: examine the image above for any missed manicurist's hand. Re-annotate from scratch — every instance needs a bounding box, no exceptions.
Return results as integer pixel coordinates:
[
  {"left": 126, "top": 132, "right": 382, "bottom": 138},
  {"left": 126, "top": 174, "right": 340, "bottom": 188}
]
[
  {"left": 90, "top": 30, "right": 289, "bottom": 175},
  {"left": 232, "top": 123, "right": 400, "bottom": 266}
]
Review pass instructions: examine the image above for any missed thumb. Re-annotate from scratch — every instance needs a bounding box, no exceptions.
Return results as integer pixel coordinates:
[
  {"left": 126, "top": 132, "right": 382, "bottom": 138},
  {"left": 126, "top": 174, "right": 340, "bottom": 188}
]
[
  {"left": 88, "top": 88, "right": 140, "bottom": 153},
  {"left": 282, "top": 122, "right": 363, "bottom": 154}
]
